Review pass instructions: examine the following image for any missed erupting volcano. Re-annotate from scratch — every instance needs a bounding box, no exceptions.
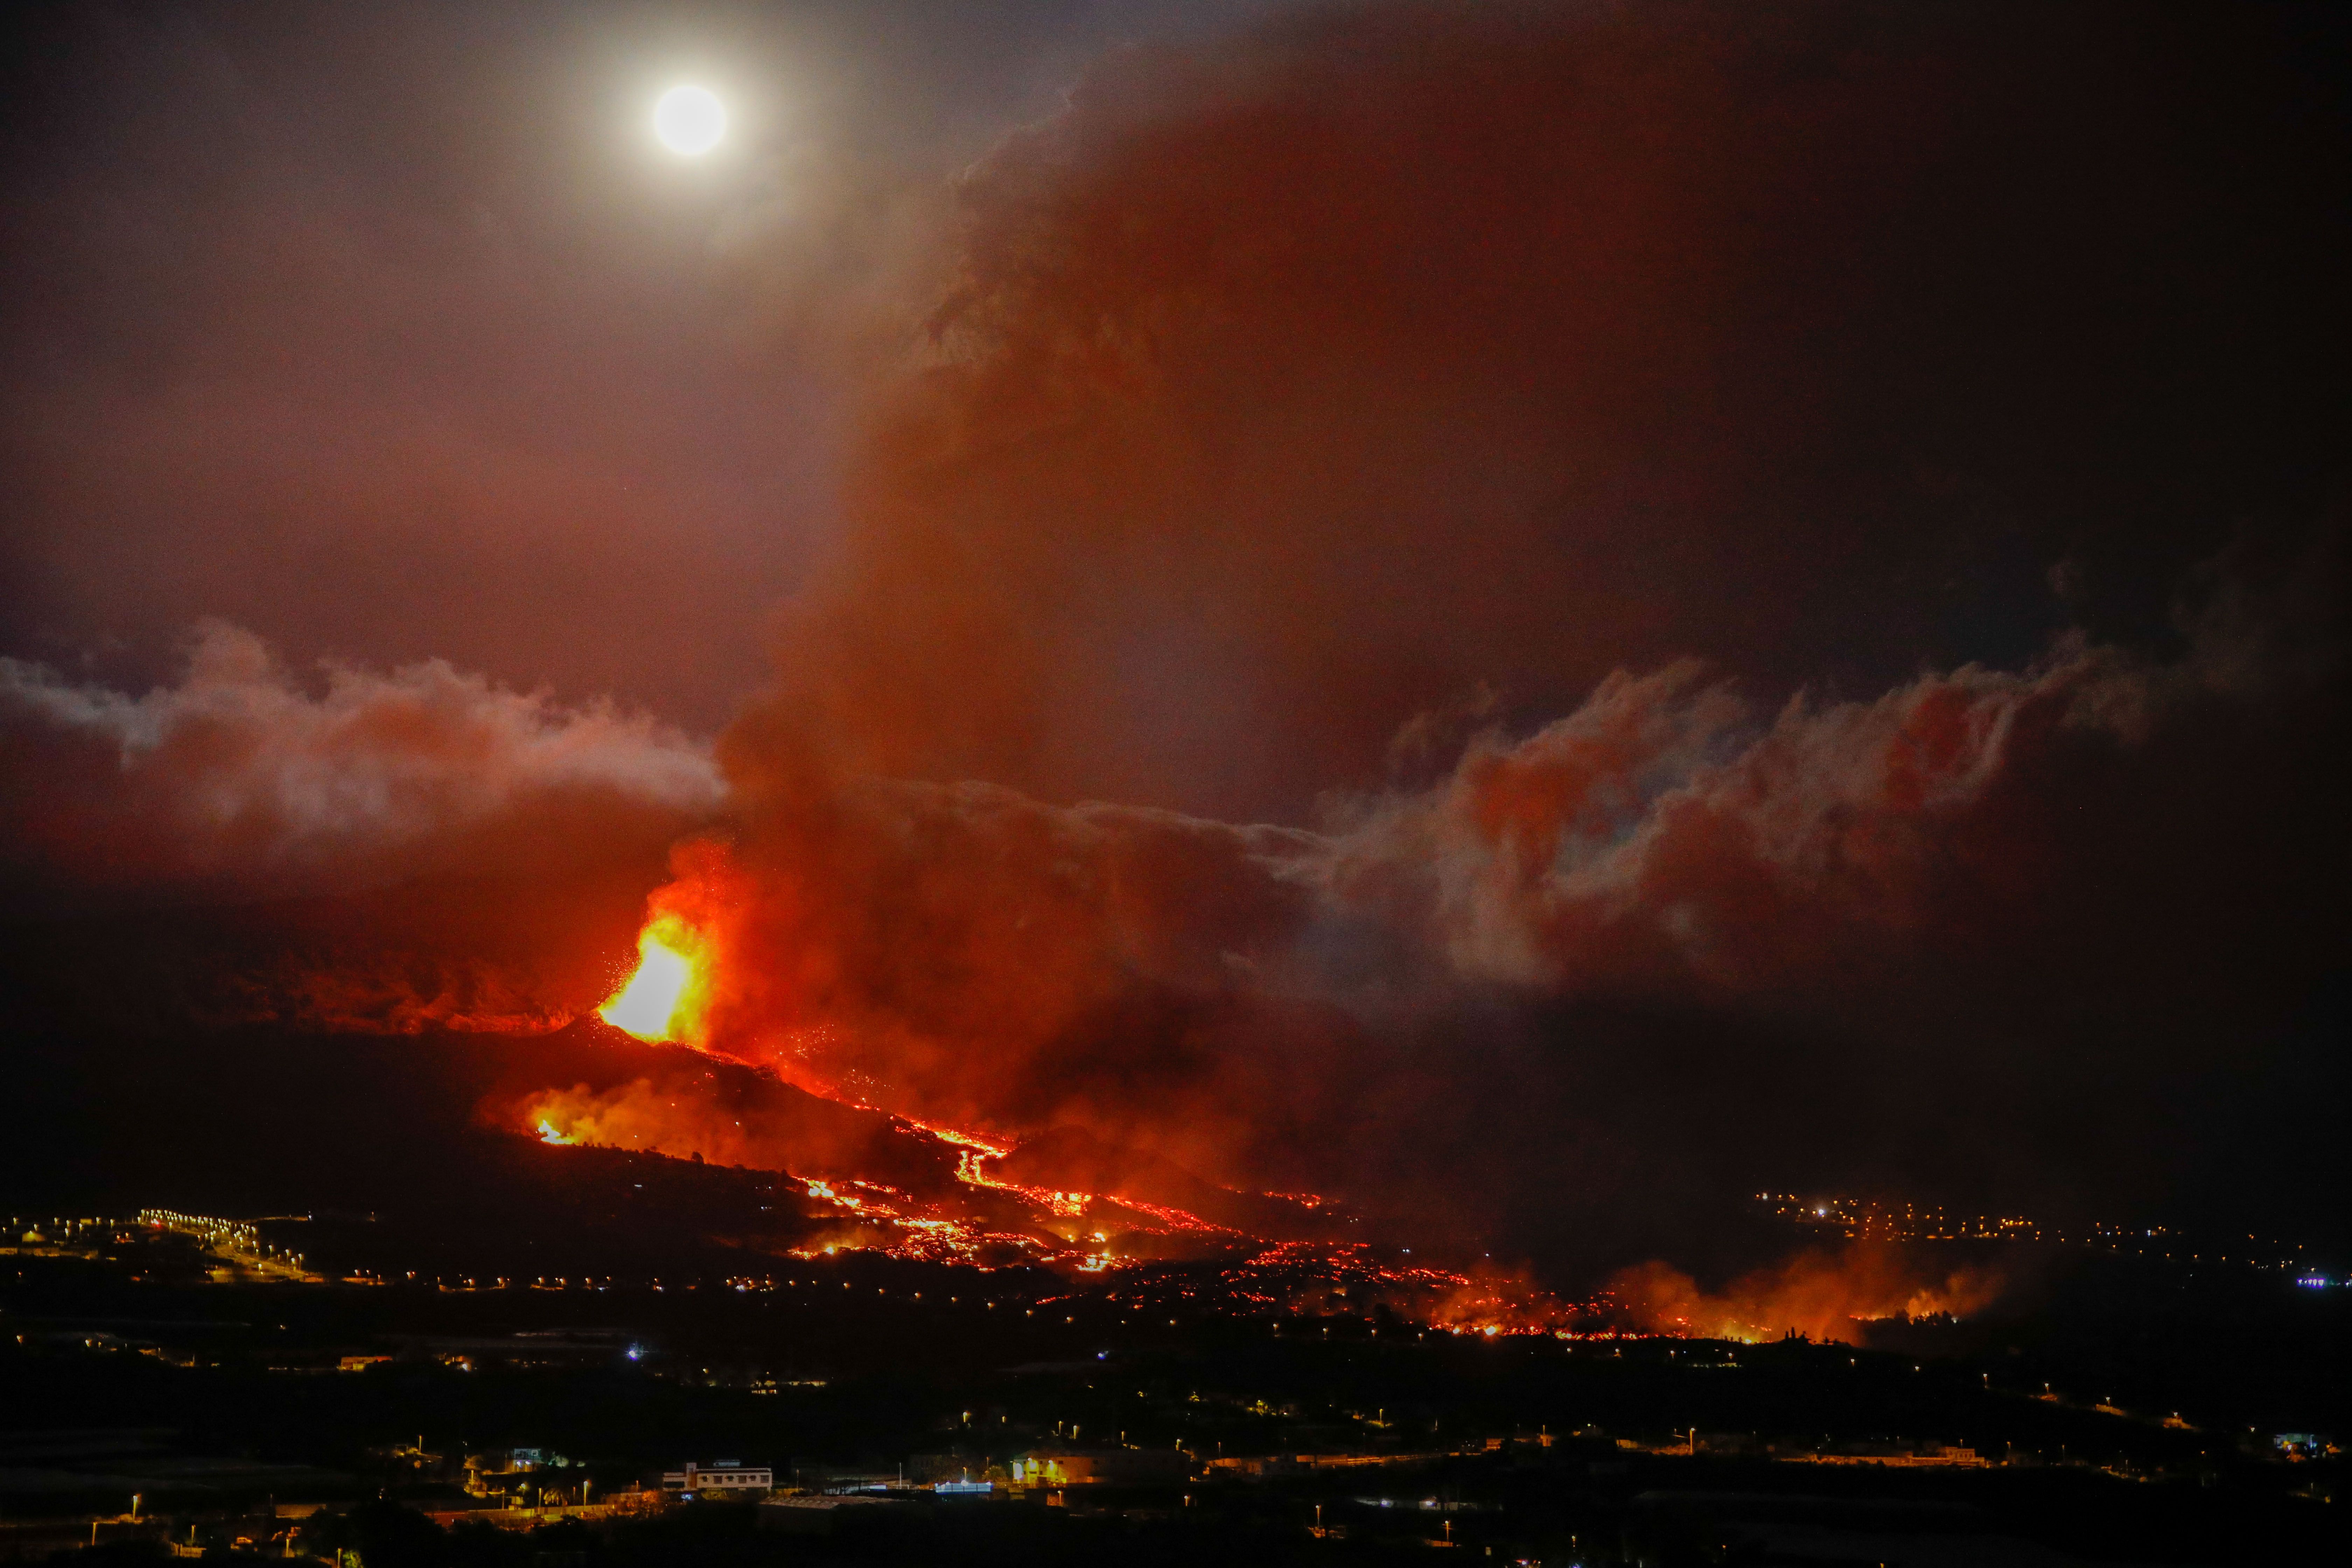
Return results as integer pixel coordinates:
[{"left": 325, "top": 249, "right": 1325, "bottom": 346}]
[{"left": 494, "top": 886, "right": 2032, "bottom": 1344}]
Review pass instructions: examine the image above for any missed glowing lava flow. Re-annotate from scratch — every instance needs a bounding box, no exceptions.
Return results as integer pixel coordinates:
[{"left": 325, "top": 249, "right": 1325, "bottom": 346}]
[
  {"left": 955, "top": 1149, "right": 1091, "bottom": 1217},
  {"left": 597, "top": 916, "right": 708, "bottom": 1043}
]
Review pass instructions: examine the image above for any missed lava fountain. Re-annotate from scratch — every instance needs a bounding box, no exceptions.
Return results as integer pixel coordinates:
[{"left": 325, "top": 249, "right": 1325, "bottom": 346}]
[{"left": 597, "top": 914, "right": 710, "bottom": 1043}]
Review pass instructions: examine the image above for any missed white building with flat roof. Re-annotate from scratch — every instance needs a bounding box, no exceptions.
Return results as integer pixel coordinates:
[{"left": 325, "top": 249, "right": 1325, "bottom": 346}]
[{"left": 661, "top": 1461, "right": 772, "bottom": 1494}]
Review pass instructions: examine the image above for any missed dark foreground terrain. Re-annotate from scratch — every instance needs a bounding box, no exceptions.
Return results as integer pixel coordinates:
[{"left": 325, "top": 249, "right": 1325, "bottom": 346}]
[{"left": 3, "top": 1231, "right": 2344, "bottom": 1566}]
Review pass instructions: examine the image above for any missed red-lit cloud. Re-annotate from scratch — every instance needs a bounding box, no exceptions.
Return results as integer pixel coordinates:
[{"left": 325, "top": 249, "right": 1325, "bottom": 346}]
[{"left": 0, "top": 619, "right": 720, "bottom": 899}]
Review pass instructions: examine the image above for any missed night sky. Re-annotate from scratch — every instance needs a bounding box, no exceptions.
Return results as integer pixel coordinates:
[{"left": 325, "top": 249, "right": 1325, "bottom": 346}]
[{"left": 2, "top": 1, "right": 2345, "bottom": 1288}]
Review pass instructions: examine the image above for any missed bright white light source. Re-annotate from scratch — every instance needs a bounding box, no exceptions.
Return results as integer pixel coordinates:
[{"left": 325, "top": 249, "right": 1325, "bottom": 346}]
[{"left": 653, "top": 85, "right": 725, "bottom": 155}]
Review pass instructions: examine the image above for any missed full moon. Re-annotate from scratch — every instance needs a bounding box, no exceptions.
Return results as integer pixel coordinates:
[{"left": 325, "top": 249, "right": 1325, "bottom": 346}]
[{"left": 653, "top": 85, "right": 725, "bottom": 155}]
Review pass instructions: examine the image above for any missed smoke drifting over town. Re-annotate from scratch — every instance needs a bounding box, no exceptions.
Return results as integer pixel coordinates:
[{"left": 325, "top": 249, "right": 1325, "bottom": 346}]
[{"left": 2, "top": 1, "right": 2345, "bottom": 1295}]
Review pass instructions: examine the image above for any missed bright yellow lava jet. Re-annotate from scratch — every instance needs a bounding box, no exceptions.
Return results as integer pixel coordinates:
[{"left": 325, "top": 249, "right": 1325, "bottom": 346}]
[{"left": 597, "top": 917, "right": 705, "bottom": 1042}]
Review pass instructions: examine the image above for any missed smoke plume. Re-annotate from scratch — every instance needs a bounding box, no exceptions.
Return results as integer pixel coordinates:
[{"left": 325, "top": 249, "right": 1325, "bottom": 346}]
[{"left": 633, "top": 0, "right": 2346, "bottom": 1272}]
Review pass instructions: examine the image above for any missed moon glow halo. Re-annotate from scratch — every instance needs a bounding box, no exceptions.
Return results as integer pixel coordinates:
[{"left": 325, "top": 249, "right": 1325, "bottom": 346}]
[{"left": 653, "top": 86, "right": 726, "bottom": 155}]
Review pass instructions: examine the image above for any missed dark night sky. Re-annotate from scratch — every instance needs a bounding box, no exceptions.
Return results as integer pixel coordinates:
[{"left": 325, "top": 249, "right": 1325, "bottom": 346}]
[{"left": 0, "top": 1, "right": 2345, "bottom": 1279}]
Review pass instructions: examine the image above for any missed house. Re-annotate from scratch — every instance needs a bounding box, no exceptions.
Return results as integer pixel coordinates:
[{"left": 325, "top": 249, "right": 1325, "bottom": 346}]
[{"left": 661, "top": 1461, "right": 773, "bottom": 1494}]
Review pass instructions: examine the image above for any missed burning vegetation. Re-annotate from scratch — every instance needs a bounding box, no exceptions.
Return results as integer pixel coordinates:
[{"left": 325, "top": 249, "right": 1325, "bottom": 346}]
[{"left": 1606, "top": 1246, "right": 2009, "bottom": 1345}]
